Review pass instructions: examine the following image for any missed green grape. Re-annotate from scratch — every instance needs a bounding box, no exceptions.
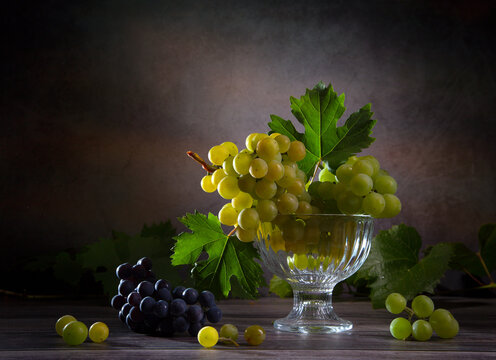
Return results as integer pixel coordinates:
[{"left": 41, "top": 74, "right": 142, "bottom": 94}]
[
  {"left": 245, "top": 133, "right": 259, "bottom": 152},
  {"left": 244, "top": 325, "right": 266, "bottom": 346},
  {"left": 255, "top": 179, "right": 277, "bottom": 199},
  {"left": 233, "top": 152, "right": 253, "bottom": 175},
  {"left": 299, "top": 190, "right": 311, "bottom": 202},
  {"left": 380, "top": 194, "right": 401, "bottom": 218},
  {"left": 385, "top": 293, "right": 407, "bottom": 314},
  {"left": 296, "top": 200, "right": 312, "bottom": 215},
  {"left": 336, "top": 163, "right": 354, "bottom": 183},
  {"left": 212, "top": 168, "right": 227, "bottom": 187},
  {"left": 56, "top": 315, "right": 77, "bottom": 336},
  {"left": 281, "top": 158, "right": 298, "bottom": 170},
  {"left": 411, "top": 295, "right": 434, "bottom": 318},
  {"left": 373, "top": 168, "right": 389, "bottom": 180},
  {"left": 265, "top": 160, "right": 284, "bottom": 181},
  {"left": 429, "top": 309, "right": 459, "bottom": 339},
  {"left": 330, "top": 182, "right": 347, "bottom": 199},
  {"left": 346, "top": 155, "right": 359, "bottom": 165},
  {"left": 269, "top": 132, "right": 281, "bottom": 138},
  {"left": 319, "top": 167, "right": 336, "bottom": 182},
  {"left": 307, "top": 181, "right": 321, "bottom": 197},
  {"left": 201, "top": 175, "right": 217, "bottom": 193},
  {"left": 352, "top": 159, "right": 374, "bottom": 177},
  {"left": 360, "top": 155, "right": 380, "bottom": 177},
  {"left": 238, "top": 174, "right": 256, "bottom": 193},
  {"left": 389, "top": 317, "right": 412, "bottom": 340},
  {"left": 296, "top": 168, "right": 307, "bottom": 183},
  {"left": 350, "top": 173, "right": 373, "bottom": 196},
  {"left": 275, "top": 134, "right": 291, "bottom": 153},
  {"left": 249, "top": 158, "right": 268, "bottom": 179},
  {"left": 256, "top": 137, "right": 280, "bottom": 161},
  {"left": 88, "top": 322, "right": 109, "bottom": 343},
  {"left": 198, "top": 326, "right": 219, "bottom": 348},
  {"left": 276, "top": 165, "right": 296, "bottom": 188},
  {"left": 256, "top": 199, "right": 278, "bottom": 222},
  {"left": 222, "top": 156, "right": 237, "bottom": 176},
  {"left": 232, "top": 191, "right": 253, "bottom": 211},
  {"left": 236, "top": 226, "right": 256, "bottom": 242},
  {"left": 362, "top": 192, "right": 386, "bottom": 217},
  {"left": 219, "top": 203, "right": 239, "bottom": 226},
  {"left": 220, "top": 324, "right": 239, "bottom": 341},
  {"left": 281, "top": 219, "right": 305, "bottom": 243},
  {"left": 62, "top": 321, "right": 88, "bottom": 346},
  {"left": 208, "top": 145, "right": 230, "bottom": 166},
  {"left": 337, "top": 191, "right": 362, "bottom": 214},
  {"left": 286, "top": 179, "right": 305, "bottom": 197},
  {"left": 374, "top": 175, "right": 398, "bottom": 195},
  {"left": 238, "top": 208, "right": 260, "bottom": 230},
  {"left": 287, "top": 140, "right": 306, "bottom": 162},
  {"left": 412, "top": 320, "right": 432, "bottom": 341},
  {"left": 221, "top": 141, "right": 238, "bottom": 156},
  {"left": 317, "top": 181, "right": 334, "bottom": 200},
  {"left": 217, "top": 176, "right": 240, "bottom": 199},
  {"left": 277, "top": 193, "right": 299, "bottom": 214}
]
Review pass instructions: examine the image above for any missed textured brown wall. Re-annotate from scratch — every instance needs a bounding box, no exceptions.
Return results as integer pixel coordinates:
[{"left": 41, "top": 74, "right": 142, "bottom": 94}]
[{"left": 2, "top": 1, "right": 495, "bottom": 278}]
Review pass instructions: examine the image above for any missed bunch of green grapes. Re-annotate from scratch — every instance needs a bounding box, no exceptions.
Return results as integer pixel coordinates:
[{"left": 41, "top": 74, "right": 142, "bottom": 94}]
[
  {"left": 385, "top": 293, "right": 459, "bottom": 341},
  {"left": 200, "top": 133, "right": 309, "bottom": 242},
  {"left": 310, "top": 155, "right": 401, "bottom": 218}
]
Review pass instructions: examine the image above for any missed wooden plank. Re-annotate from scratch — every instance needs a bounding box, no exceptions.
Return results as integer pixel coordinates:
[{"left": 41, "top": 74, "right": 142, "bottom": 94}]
[{"left": 0, "top": 297, "right": 495, "bottom": 359}]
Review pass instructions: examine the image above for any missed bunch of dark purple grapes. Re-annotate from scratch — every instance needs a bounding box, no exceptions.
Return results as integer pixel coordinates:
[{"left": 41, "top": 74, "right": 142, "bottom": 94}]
[{"left": 110, "top": 257, "right": 221, "bottom": 337}]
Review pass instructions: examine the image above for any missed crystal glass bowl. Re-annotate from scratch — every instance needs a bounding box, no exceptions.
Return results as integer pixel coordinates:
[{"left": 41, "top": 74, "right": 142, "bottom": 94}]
[{"left": 254, "top": 214, "right": 374, "bottom": 334}]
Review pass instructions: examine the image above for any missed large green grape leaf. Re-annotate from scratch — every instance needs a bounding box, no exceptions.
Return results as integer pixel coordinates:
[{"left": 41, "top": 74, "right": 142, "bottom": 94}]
[
  {"left": 268, "top": 81, "right": 376, "bottom": 177},
  {"left": 356, "top": 224, "right": 453, "bottom": 308},
  {"left": 172, "top": 212, "right": 266, "bottom": 299}
]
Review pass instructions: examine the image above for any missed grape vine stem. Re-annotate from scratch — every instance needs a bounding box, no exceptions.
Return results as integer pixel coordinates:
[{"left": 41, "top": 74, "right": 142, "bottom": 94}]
[
  {"left": 310, "top": 158, "right": 322, "bottom": 183},
  {"left": 227, "top": 227, "right": 237, "bottom": 237},
  {"left": 187, "top": 151, "right": 219, "bottom": 173}
]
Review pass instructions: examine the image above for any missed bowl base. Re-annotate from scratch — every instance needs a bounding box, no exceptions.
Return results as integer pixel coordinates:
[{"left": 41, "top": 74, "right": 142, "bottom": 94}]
[{"left": 274, "top": 317, "right": 353, "bottom": 334}]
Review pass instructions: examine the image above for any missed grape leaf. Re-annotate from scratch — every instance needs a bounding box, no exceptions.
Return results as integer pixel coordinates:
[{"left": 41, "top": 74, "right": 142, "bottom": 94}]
[
  {"left": 268, "top": 81, "right": 376, "bottom": 177},
  {"left": 356, "top": 224, "right": 453, "bottom": 308},
  {"left": 269, "top": 275, "right": 293, "bottom": 298},
  {"left": 424, "top": 242, "right": 486, "bottom": 278},
  {"left": 172, "top": 212, "right": 266, "bottom": 299},
  {"left": 479, "top": 223, "right": 496, "bottom": 273}
]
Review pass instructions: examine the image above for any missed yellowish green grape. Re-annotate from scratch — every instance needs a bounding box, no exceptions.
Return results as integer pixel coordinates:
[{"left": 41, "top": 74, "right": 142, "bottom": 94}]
[
  {"left": 352, "top": 159, "right": 374, "bottom": 177},
  {"left": 233, "top": 152, "right": 253, "bottom": 175},
  {"left": 249, "top": 158, "right": 268, "bottom": 178},
  {"left": 287, "top": 141, "right": 306, "bottom": 162},
  {"left": 350, "top": 173, "right": 373, "bottom": 196},
  {"left": 256, "top": 137, "right": 280, "bottom": 161},
  {"left": 257, "top": 199, "right": 278, "bottom": 222},
  {"left": 265, "top": 160, "right": 284, "bottom": 181},
  {"left": 197, "top": 326, "right": 219, "bottom": 348},
  {"left": 238, "top": 174, "right": 256, "bottom": 193},
  {"left": 374, "top": 175, "right": 398, "bottom": 195},
  {"left": 380, "top": 194, "right": 402, "bottom": 218},
  {"left": 429, "top": 309, "right": 459, "bottom": 339},
  {"left": 208, "top": 145, "right": 230, "bottom": 166},
  {"left": 237, "top": 208, "right": 260, "bottom": 230},
  {"left": 296, "top": 200, "right": 312, "bottom": 215},
  {"left": 222, "top": 156, "right": 237, "bottom": 176},
  {"left": 390, "top": 317, "right": 412, "bottom": 340},
  {"left": 56, "top": 315, "right": 77, "bottom": 336},
  {"left": 201, "top": 175, "right": 217, "bottom": 193},
  {"left": 220, "top": 324, "right": 239, "bottom": 341},
  {"left": 363, "top": 192, "right": 386, "bottom": 217},
  {"left": 412, "top": 320, "right": 432, "bottom": 341},
  {"left": 336, "top": 163, "right": 354, "bottom": 183},
  {"left": 277, "top": 193, "right": 299, "bottom": 214},
  {"left": 88, "top": 322, "right": 109, "bottom": 343},
  {"left": 218, "top": 203, "right": 239, "bottom": 226},
  {"left": 62, "top": 321, "right": 88, "bottom": 346},
  {"left": 274, "top": 134, "right": 290, "bottom": 153},
  {"left": 217, "top": 176, "right": 240, "bottom": 199},
  {"left": 254, "top": 179, "right": 277, "bottom": 199},
  {"left": 337, "top": 191, "right": 362, "bottom": 214},
  {"left": 211, "top": 168, "right": 227, "bottom": 187},
  {"left": 244, "top": 325, "right": 266, "bottom": 346},
  {"left": 236, "top": 226, "right": 256, "bottom": 242},
  {"left": 385, "top": 293, "right": 407, "bottom": 314},
  {"left": 232, "top": 192, "right": 253, "bottom": 211},
  {"left": 361, "top": 155, "right": 380, "bottom": 177},
  {"left": 276, "top": 165, "right": 296, "bottom": 188},
  {"left": 221, "top": 141, "right": 238, "bottom": 156},
  {"left": 411, "top": 295, "right": 434, "bottom": 318}
]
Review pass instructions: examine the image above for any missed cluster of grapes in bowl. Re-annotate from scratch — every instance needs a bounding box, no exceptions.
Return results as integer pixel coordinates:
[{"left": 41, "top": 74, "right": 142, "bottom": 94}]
[
  {"left": 386, "top": 293, "right": 459, "bottom": 341},
  {"left": 199, "top": 132, "right": 400, "bottom": 246},
  {"left": 111, "top": 257, "right": 221, "bottom": 337}
]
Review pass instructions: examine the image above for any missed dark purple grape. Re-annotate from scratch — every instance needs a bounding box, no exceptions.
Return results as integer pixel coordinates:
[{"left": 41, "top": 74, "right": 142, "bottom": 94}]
[
  {"left": 172, "top": 316, "right": 189, "bottom": 333},
  {"left": 116, "top": 263, "right": 133, "bottom": 280},
  {"left": 182, "top": 288, "right": 199, "bottom": 305},
  {"left": 121, "top": 303, "right": 132, "bottom": 316},
  {"left": 157, "top": 288, "right": 172, "bottom": 302},
  {"left": 155, "top": 279, "right": 171, "bottom": 291},
  {"left": 129, "top": 306, "right": 145, "bottom": 322},
  {"left": 206, "top": 307, "right": 222, "bottom": 323},
  {"left": 118, "top": 279, "right": 136, "bottom": 297},
  {"left": 170, "top": 298, "right": 187, "bottom": 316},
  {"left": 153, "top": 300, "right": 169, "bottom": 318},
  {"left": 198, "top": 290, "right": 215, "bottom": 308},
  {"left": 126, "top": 314, "right": 145, "bottom": 333},
  {"left": 119, "top": 309, "right": 127, "bottom": 323},
  {"left": 132, "top": 264, "right": 147, "bottom": 280},
  {"left": 111, "top": 294, "right": 126, "bottom": 310},
  {"left": 137, "top": 257, "right": 153, "bottom": 271},
  {"left": 188, "top": 322, "right": 202, "bottom": 337},
  {"left": 137, "top": 281, "right": 155, "bottom": 297},
  {"left": 172, "top": 286, "right": 186, "bottom": 299},
  {"left": 157, "top": 317, "right": 174, "bottom": 337},
  {"left": 186, "top": 305, "right": 203, "bottom": 323},
  {"left": 127, "top": 291, "right": 142, "bottom": 307},
  {"left": 140, "top": 296, "right": 156, "bottom": 314}
]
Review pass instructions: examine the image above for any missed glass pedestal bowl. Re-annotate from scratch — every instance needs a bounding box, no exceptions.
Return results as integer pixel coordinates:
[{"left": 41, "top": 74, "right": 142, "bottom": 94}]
[{"left": 254, "top": 214, "right": 374, "bottom": 334}]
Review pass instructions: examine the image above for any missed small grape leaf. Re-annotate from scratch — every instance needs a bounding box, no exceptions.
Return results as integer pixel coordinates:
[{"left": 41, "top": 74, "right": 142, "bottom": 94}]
[
  {"left": 356, "top": 224, "right": 453, "bottom": 308},
  {"left": 479, "top": 223, "right": 496, "bottom": 273},
  {"left": 268, "top": 81, "right": 376, "bottom": 177},
  {"left": 172, "top": 212, "right": 266, "bottom": 299},
  {"left": 424, "top": 242, "right": 486, "bottom": 278},
  {"left": 269, "top": 275, "right": 293, "bottom": 298}
]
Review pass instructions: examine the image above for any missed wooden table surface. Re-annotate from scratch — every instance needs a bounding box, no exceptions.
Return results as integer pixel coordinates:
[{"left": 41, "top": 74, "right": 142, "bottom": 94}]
[{"left": 0, "top": 296, "right": 495, "bottom": 359}]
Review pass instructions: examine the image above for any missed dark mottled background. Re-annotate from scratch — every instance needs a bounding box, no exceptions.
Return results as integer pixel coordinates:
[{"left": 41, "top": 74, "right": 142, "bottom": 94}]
[{"left": 1, "top": 0, "right": 495, "bottom": 287}]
